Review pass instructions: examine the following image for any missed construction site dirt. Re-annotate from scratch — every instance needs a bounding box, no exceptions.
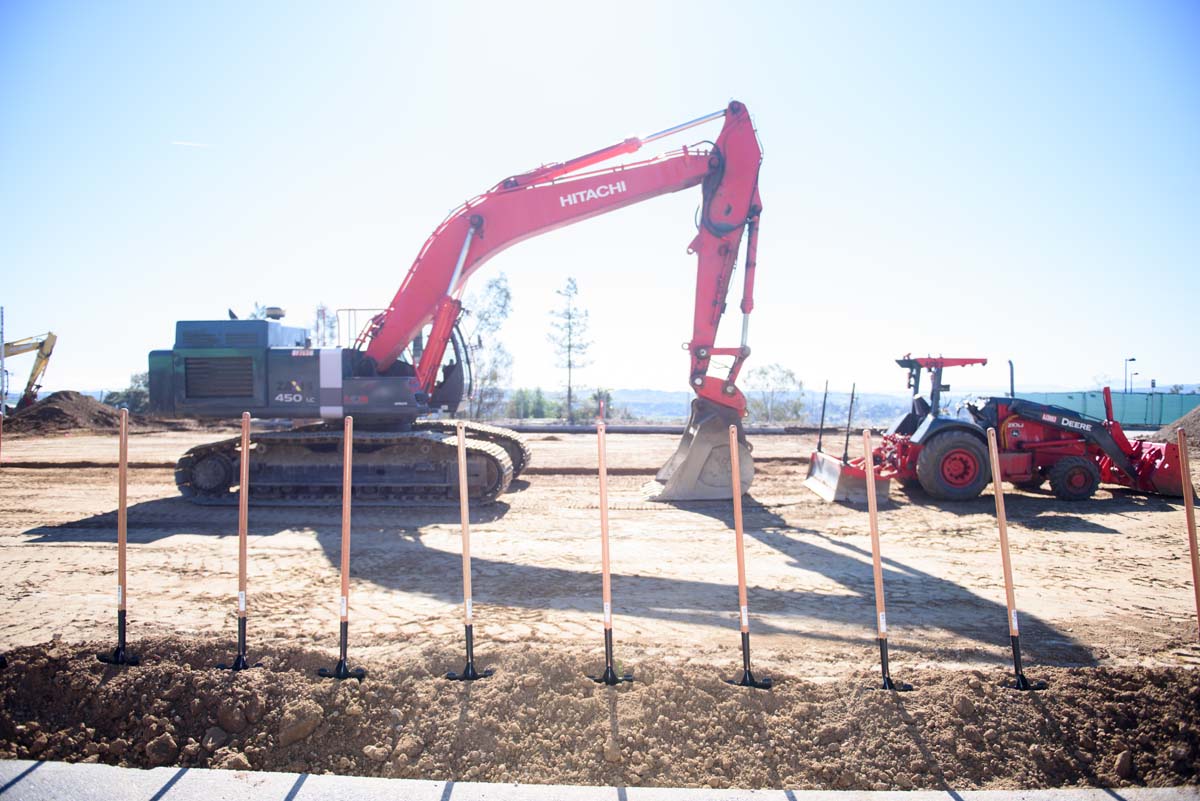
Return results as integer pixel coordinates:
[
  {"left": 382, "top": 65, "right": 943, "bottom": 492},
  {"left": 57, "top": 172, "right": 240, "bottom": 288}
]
[{"left": 1, "top": 429, "right": 1198, "bottom": 790}]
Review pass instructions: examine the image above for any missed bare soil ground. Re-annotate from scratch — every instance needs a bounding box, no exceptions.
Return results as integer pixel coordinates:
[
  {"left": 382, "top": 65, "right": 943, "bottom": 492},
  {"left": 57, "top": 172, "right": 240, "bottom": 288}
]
[
  {"left": 1, "top": 428, "right": 1198, "bottom": 789},
  {"left": 2, "top": 639, "right": 1197, "bottom": 789}
]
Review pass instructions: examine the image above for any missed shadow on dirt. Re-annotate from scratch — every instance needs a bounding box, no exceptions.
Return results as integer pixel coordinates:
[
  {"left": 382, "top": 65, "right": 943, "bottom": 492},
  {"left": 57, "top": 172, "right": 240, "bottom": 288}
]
[
  {"left": 836, "top": 482, "right": 1182, "bottom": 535},
  {"left": 22, "top": 497, "right": 509, "bottom": 544},
  {"left": 25, "top": 493, "right": 1096, "bottom": 667}
]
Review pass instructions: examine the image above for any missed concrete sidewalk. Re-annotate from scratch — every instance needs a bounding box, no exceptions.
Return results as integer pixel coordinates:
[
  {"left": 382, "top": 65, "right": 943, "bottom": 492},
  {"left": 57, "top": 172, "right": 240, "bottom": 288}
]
[{"left": 0, "top": 761, "right": 1195, "bottom": 801}]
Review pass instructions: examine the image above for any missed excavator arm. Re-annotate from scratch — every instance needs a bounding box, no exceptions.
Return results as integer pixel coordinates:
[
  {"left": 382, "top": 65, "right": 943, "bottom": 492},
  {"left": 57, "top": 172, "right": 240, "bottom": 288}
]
[
  {"left": 4, "top": 332, "right": 57, "bottom": 411},
  {"left": 361, "top": 101, "right": 763, "bottom": 417}
]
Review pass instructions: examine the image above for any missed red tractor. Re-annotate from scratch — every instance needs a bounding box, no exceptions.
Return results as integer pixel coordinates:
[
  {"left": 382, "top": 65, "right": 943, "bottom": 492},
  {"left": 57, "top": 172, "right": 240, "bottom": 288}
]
[{"left": 807, "top": 356, "right": 1186, "bottom": 502}]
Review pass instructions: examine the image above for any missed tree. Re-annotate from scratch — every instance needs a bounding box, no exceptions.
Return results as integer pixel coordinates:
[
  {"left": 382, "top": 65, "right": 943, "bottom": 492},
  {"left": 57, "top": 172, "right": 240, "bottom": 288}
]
[
  {"left": 311, "top": 303, "right": 339, "bottom": 347},
  {"left": 585, "top": 388, "right": 615, "bottom": 421},
  {"left": 461, "top": 274, "right": 513, "bottom": 420},
  {"left": 506, "top": 388, "right": 531, "bottom": 419},
  {"left": 531, "top": 388, "right": 549, "bottom": 418},
  {"left": 104, "top": 372, "right": 150, "bottom": 413},
  {"left": 1168, "top": 384, "right": 1185, "bottom": 395},
  {"left": 548, "top": 277, "right": 592, "bottom": 424},
  {"left": 745, "top": 364, "right": 805, "bottom": 424}
]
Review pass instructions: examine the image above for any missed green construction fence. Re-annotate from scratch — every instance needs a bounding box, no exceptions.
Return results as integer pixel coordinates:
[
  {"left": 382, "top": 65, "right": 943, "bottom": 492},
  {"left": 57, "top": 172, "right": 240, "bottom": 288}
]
[{"left": 1014, "top": 391, "right": 1199, "bottom": 429}]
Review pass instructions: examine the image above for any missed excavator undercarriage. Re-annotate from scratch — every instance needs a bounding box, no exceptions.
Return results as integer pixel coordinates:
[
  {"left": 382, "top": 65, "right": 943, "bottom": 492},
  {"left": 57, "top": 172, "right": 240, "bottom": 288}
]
[{"left": 176, "top": 420, "right": 524, "bottom": 506}]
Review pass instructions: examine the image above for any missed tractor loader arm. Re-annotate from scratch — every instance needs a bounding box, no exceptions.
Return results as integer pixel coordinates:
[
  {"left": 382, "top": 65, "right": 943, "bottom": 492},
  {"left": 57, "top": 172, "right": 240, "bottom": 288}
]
[{"left": 1008, "top": 399, "right": 1140, "bottom": 483}]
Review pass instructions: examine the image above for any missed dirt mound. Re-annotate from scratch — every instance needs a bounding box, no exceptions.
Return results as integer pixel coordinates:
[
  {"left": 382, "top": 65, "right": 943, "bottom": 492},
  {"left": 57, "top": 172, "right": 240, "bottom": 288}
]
[
  {"left": 1, "top": 638, "right": 1197, "bottom": 790},
  {"left": 4, "top": 391, "right": 129, "bottom": 435},
  {"left": 1153, "top": 404, "right": 1200, "bottom": 444}
]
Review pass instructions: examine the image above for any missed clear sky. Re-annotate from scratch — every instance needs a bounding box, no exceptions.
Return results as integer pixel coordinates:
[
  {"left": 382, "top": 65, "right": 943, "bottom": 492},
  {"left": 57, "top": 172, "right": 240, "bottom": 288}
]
[{"left": 2, "top": 1, "right": 1197, "bottom": 398}]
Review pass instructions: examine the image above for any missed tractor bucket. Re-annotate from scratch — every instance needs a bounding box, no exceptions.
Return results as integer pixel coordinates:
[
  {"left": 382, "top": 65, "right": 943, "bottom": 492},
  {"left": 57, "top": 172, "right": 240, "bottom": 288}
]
[
  {"left": 804, "top": 451, "right": 891, "bottom": 504},
  {"left": 1134, "top": 439, "right": 1186, "bottom": 497},
  {"left": 653, "top": 399, "right": 753, "bottom": 501}
]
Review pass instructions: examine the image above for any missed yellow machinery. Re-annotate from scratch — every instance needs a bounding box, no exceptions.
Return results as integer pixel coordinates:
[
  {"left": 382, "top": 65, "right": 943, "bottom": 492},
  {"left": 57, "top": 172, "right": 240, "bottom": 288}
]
[{"left": 3, "top": 332, "right": 57, "bottom": 411}]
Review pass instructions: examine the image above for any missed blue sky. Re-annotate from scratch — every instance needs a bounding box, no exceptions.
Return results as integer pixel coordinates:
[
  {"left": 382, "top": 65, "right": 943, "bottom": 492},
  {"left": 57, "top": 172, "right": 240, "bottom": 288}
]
[{"left": 2, "top": 1, "right": 1197, "bottom": 398}]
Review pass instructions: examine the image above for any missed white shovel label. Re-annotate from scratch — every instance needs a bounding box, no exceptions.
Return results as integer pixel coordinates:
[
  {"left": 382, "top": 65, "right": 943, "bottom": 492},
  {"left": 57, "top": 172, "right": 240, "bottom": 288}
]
[
  {"left": 238, "top": 591, "right": 246, "bottom": 613},
  {"left": 465, "top": 598, "right": 473, "bottom": 622},
  {"left": 340, "top": 595, "right": 348, "bottom": 618},
  {"left": 603, "top": 602, "right": 612, "bottom": 626},
  {"left": 1010, "top": 610, "right": 1019, "bottom": 635},
  {"left": 117, "top": 585, "right": 123, "bottom": 606},
  {"left": 740, "top": 605, "right": 749, "bottom": 628},
  {"left": 878, "top": 611, "right": 887, "bottom": 635}
]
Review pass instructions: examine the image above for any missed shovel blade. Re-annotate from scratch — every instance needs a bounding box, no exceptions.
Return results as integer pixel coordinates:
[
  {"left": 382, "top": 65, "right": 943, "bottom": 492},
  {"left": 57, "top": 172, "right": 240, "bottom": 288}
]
[
  {"left": 653, "top": 399, "right": 753, "bottom": 501},
  {"left": 804, "top": 450, "right": 890, "bottom": 504}
]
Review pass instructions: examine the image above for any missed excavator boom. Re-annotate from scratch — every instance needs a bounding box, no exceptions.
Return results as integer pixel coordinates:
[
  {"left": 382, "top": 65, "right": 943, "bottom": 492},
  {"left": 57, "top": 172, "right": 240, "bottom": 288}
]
[
  {"left": 3, "top": 332, "right": 57, "bottom": 411},
  {"left": 364, "top": 101, "right": 763, "bottom": 419}
]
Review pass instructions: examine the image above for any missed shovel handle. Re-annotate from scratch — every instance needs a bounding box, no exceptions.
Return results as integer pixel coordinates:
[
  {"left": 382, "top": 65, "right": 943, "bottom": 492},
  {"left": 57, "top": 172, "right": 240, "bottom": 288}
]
[
  {"left": 598, "top": 422, "right": 613, "bottom": 629},
  {"left": 1177, "top": 429, "right": 1199, "bottom": 641},
  {"left": 862, "top": 430, "right": 887, "bottom": 638},
  {"left": 456, "top": 421, "right": 474, "bottom": 625},
  {"left": 339, "top": 416, "right": 353, "bottom": 622},
  {"left": 117, "top": 409, "right": 128, "bottom": 611},
  {"left": 729, "top": 426, "right": 750, "bottom": 633},
  {"left": 987, "top": 427, "right": 1020, "bottom": 637}
]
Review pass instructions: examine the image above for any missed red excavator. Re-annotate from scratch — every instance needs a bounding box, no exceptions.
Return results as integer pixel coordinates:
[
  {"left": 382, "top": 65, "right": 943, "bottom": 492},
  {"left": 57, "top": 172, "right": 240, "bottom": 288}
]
[
  {"left": 806, "top": 355, "right": 1187, "bottom": 503},
  {"left": 149, "top": 101, "right": 763, "bottom": 504}
]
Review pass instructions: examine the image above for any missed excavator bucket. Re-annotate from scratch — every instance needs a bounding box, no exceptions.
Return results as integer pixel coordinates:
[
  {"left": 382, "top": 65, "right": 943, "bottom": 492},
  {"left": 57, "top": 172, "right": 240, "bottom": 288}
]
[
  {"left": 804, "top": 452, "right": 891, "bottom": 504},
  {"left": 653, "top": 399, "right": 753, "bottom": 501}
]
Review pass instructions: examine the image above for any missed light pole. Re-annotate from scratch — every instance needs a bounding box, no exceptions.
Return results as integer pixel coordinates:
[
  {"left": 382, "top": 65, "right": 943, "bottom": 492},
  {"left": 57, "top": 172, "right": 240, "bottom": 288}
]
[
  {"left": 1131, "top": 371, "right": 1140, "bottom": 392},
  {"left": 1124, "top": 357, "right": 1136, "bottom": 394}
]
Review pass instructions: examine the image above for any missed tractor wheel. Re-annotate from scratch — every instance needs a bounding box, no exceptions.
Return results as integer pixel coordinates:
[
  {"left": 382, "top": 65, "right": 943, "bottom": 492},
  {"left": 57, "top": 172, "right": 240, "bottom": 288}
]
[
  {"left": 1048, "top": 456, "right": 1100, "bottom": 501},
  {"left": 916, "top": 431, "right": 990, "bottom": 501}
]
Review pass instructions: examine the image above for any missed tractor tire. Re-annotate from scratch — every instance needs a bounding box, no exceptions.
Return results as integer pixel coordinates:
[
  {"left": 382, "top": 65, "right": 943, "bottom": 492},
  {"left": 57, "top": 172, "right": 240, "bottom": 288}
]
[
  {"left": 1048, "top": 456, "right": 1100, "bottom": 501},
  {"left": 916, "top": 431, "right": 990, "bottom": 501}
]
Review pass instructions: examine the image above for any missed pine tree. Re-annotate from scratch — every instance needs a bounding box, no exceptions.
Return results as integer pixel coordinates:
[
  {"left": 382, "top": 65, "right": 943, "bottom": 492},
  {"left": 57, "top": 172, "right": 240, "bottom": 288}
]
[{"left": 547, "top": 278, "right": 592, "bottom": 424}]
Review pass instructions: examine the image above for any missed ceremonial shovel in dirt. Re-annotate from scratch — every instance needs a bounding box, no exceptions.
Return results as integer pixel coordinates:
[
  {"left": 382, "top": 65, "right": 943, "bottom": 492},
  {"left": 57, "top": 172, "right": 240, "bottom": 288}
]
[
  {"left": 318, "top": 416, "right": 366, "bottom": 681},
  {"left": 862, "top": 430, "right": 910, "bottom": 691},
  {"left": 588, "top": 422, "right": 632, "bottom": 686},
  {"left": 724, "top": 425, "right": 771, "bottom": 690},
  {"left": 986, "top": 427, "right": 1045, "bottom": 691},
  {"left": 218, "top": 413, "right": 261, "bottom": 671},
  {"left": 97, "top": 409, "right": 139, "bottom": 667},
  {"left": 447, "top": 421, "right": 493, "bottom": 681}
]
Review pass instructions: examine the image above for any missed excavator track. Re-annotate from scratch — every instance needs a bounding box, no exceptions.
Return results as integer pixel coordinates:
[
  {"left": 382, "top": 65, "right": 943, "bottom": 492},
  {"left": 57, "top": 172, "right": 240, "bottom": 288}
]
[
  {"left": 413, "top": 419, "right": 532, "bottom": 477},
  {"left": 175, "top": 427, "right": 513, "bottom": 507}
]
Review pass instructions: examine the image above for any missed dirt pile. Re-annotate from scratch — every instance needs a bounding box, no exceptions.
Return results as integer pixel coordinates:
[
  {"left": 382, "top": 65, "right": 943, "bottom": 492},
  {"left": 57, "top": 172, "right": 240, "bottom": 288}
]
[
  {"left": 1153, "top": 405, "right": 1200, "bottom": 444},
  {"left": 4, "top": 391, "right": 129, "bottom": 435},
  {"left": 1, "top": 638, "right": 1197, "bottom": 790}
]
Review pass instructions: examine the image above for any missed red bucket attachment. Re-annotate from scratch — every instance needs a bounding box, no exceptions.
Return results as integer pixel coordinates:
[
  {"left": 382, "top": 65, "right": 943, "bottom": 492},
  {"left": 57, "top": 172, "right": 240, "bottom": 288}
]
[
  {"left": 1136, "top": 440, "right": 1186, "bottom": 497},
  {"left": 804, "top": 451, "right": 891, "bottom": 504},
  {"left": 1100, "top": 438, "right": 1186, "bottom": 497}
]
